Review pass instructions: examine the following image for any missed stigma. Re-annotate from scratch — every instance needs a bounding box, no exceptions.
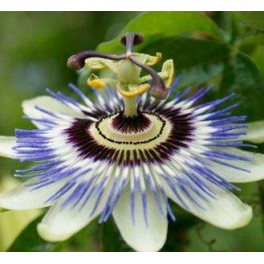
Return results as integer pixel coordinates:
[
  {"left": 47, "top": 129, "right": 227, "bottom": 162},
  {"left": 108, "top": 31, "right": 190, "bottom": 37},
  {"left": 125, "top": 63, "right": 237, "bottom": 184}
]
[{"left": 67, "top": 32, "right": 174, "bottom": 117}]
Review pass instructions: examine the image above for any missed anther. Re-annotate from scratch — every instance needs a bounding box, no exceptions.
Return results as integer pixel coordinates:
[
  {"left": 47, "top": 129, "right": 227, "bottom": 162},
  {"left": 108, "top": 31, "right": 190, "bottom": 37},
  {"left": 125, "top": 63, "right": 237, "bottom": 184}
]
[{"left": 130, "top": 56, "right": 169, "bottom": 100}]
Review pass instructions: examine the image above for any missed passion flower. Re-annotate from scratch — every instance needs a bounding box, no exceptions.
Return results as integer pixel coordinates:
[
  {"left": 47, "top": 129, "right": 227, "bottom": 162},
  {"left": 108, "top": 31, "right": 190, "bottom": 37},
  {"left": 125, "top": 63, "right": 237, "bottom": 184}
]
[{"left": 0, "top": 33, "right": 263, "bottom": 252}]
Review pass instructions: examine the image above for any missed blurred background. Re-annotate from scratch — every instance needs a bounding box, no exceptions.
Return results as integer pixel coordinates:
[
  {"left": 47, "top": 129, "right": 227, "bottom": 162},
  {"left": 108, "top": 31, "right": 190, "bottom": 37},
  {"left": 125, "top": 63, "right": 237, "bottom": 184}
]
[{"left": 0, "top": 11, "right": 263, "bottom": 252}]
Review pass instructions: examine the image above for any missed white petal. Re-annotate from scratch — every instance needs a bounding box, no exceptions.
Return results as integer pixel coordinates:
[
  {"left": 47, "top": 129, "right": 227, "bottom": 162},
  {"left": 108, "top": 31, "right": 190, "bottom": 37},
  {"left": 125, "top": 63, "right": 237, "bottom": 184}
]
[
  {"left": 113, "top": 189, "right": 168, "bottom": 252},
  {"left": 0, "top": 136, "right": 16, "bottom": 159},
  {"left": 241, "top": 121, "right": 264, "bottom": 143},
  {"left": 165, "top": 183, "right": 252, "bottom": 230},
  {"left": 37, "top": 169, "right": 116, "bottom": 242},
  {"left": 210, "top": 148, "right": 264, "bottom": 183},
  {"left": 37, "top": 195, "right": 104, "bottom": 242},
  {"left": 22, "top": 96, "right": 84, "bottom": 128},
  {"left": 0, "top": 180, "right": 66, "bottom": 210}
]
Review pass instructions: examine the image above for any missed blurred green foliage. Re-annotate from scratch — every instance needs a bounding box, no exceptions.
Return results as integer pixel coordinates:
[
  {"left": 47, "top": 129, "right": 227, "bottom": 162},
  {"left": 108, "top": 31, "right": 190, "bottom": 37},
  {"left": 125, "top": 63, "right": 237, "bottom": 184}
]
[{"left": 0, "top": 11, "right": 264, "bottom": 252}]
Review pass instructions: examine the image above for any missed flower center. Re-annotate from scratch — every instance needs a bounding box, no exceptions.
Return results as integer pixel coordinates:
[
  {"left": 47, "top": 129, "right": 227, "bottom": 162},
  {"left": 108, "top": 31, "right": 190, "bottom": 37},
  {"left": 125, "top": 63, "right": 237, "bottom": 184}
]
[
  {"left": 111, "top": 111, "right": 151, "bottom": 133},
  {"left": 90, "top": 112, "right": 172, "bottom": 150}
]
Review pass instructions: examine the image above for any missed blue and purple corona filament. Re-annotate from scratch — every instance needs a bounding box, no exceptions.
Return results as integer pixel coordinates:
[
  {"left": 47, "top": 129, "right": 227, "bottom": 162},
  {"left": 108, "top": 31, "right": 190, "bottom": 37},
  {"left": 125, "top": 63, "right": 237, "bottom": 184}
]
[
  {"left": 15, "top": 82, "right": 249, "bottom": 220},
  {"left": 0, "top": 33, "right": 262, "bottom": 252}
]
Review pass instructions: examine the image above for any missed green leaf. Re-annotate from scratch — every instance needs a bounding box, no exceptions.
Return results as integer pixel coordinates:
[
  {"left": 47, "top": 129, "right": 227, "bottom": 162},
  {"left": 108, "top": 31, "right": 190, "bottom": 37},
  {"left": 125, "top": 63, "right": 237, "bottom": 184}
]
[
  {"left": 187, "top": 214, "right": 264, "bottom": 252},
  {"left": 220, "top": 52, "right": 264, "bottom": 121},
  {"left": 239, "top": 35, "right": 264, "bottom": 55},
  {"left": 98, "top": 12, "right": 222, "bottom": 54},
  {"left": 141, "top": 36, "right": 230, "bottom": 70},
  {"left": 141, "top": 36, "right": 229, "bottom": 94},
  {"left": 172, "top": 63, "right": 223, "bottom": 93},
  {"left": 186, "top": 182, "right": 264, "bottom": 252},
  {"left": 251, "top": 45, "right": 264, "bottom": 75},
  {"left": 212, "top": 12, "right": 246, "bottom": 44},
  {"left": 236, "top": 12, "right": 264, "bottom": 31},
  {"left": 8, "top": 215, "right": 60, "bottom": 252}
]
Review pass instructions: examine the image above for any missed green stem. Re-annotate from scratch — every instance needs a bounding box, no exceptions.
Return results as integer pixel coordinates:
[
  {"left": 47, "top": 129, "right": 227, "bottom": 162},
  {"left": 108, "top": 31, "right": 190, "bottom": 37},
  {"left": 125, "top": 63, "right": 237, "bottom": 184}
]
[{"left": 123, "top": 97, "right": 138, "bottom": 117}]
